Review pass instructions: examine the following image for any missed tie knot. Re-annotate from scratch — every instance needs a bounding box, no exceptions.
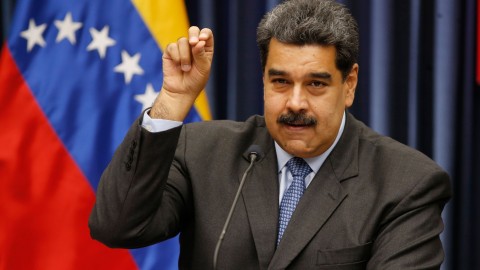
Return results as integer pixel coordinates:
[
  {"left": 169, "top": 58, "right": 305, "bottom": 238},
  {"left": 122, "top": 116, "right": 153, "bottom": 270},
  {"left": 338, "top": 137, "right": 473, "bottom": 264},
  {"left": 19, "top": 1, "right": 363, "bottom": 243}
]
[{"left": 286, "top": 157, "right": 312, "bottom": 178}]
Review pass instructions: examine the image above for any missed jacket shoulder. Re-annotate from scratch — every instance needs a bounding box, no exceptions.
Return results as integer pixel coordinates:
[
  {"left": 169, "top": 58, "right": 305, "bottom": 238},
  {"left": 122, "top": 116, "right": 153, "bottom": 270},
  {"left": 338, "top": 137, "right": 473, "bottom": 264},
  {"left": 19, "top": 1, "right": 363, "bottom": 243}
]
[{"left": 350, "top": 115, "right": 445, "bottom": 174}]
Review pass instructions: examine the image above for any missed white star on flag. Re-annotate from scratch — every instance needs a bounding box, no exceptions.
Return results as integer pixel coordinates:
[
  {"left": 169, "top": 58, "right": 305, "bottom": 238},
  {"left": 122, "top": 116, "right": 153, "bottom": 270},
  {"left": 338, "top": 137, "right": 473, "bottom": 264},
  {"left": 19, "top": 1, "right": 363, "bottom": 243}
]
[
  {"left": 20, "top": 19, "right": 47, "bottom": 52},
  {"left": 114, "top": 50, "right": 144, "bottom": 84},
  {"left": 135, "top": 84, "right": 159, "bottom": 111},
  {"left": 54, "top": 12, "right": 83, "bottom": 44},
  {"left": 87, "top": 26, "right": 116, "bottom": 59}
]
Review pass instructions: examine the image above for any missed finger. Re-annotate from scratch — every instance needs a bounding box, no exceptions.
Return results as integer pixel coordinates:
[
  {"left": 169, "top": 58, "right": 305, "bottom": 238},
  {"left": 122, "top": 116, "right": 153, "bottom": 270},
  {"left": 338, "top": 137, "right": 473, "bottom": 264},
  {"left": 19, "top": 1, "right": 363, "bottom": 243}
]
[
  {"left": 177, "top": 37, "right": 192, "bottom": 72},
  {"left": 165, "top": 42, "right": 180, "bottom": 65},
  {"left": 191, "top": 28, "right": 214, "bottom": 70},
  {"left": 198, "top": 28, "right": 212, "bottom": 41},
  {"left": 191, "top": 28, "right": 213, "bottom": 57},
  {"left": 188, "top": 26, "right": 200, "bottom": 45},
  {"left": 198, "top": 28, "right": 214, "bottom": 53},
  {"left": 192, "top": 40, "right": 206, "bottom": 56}
]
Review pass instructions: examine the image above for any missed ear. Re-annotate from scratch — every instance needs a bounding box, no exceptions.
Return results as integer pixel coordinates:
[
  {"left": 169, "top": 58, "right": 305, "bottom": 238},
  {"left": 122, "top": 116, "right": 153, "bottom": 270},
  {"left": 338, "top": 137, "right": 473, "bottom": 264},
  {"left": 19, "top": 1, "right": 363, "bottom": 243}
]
[{"left": 344, "top": 63, "right": 358, "bottom": 108}]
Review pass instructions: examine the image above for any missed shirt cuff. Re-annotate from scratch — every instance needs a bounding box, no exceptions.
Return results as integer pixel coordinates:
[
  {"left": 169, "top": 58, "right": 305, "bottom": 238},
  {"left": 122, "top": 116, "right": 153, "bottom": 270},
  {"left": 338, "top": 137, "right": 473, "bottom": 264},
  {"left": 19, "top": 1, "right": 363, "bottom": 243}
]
[{"left": 141, "top": 109, "right": 183, "bottom": 132}]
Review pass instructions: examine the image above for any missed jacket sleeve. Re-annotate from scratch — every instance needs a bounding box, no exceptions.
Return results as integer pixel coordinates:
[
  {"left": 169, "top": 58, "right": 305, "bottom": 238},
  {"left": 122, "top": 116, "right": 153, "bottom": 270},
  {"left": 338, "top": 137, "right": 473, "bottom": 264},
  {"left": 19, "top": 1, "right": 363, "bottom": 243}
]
[
  {"left": 88, "top": 116, "right": 190, "bottom": 248},
  {"left": 367, "top": 168, "right": 452, "bottom": 269}
]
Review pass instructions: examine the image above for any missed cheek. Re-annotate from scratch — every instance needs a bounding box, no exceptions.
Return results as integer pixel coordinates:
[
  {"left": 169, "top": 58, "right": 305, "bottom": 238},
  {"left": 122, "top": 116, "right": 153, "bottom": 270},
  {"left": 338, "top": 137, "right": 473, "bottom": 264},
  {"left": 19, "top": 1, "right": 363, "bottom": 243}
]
[
  {"left": 310, "top": 100, "right": 332, "bottom": 118},
  {"left": 264, "top": 100, "right": 278, "bottom": 123},
  {"left": 312, "top": 91, "right": 345, "bottom": 115},
  {"left": 264, "top": 96, "right": 287, "bottom": 132},
  {"left": 264, "top": 92, "right": 285, "bottom": 113}
]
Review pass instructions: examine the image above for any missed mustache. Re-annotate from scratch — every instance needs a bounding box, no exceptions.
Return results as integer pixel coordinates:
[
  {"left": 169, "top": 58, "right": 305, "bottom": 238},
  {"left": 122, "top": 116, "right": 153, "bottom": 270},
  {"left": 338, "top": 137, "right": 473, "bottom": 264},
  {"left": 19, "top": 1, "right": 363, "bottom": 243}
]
[{"left": 277, "top": 111, "right": 317, "bottom": 126}]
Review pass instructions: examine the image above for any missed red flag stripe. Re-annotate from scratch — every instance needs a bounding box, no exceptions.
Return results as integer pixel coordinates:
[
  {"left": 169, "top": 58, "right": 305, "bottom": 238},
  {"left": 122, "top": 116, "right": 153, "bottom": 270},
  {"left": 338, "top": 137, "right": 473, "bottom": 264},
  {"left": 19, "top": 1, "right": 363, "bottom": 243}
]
[{"left": 0, "top": 45, "right": 137, "bottom": 270}]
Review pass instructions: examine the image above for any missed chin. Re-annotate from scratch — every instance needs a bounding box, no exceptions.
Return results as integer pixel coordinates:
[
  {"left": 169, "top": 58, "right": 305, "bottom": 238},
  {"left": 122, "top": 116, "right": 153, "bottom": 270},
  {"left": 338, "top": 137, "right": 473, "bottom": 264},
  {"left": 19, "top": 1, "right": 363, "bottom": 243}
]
[{"left": 282, "top": 141, "right": 314, "bottom": 158}]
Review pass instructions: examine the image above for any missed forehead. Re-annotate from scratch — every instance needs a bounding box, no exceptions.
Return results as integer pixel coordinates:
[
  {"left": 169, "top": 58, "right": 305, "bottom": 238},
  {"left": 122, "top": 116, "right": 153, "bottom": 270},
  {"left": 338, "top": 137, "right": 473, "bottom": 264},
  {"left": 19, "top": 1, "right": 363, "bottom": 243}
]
[{"left": 265, "top": 39, "right": 339, "bottom": 76}]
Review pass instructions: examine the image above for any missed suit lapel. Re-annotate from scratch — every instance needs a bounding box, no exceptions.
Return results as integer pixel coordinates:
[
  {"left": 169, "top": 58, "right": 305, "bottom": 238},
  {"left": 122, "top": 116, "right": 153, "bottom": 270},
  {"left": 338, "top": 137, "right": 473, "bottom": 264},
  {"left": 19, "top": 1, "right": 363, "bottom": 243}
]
[
  {"left": 268, "top": 112, "right": 360, "bottom": 269},
  {"left": 240, "top": 127, "right": 279, "bottom": 269}
]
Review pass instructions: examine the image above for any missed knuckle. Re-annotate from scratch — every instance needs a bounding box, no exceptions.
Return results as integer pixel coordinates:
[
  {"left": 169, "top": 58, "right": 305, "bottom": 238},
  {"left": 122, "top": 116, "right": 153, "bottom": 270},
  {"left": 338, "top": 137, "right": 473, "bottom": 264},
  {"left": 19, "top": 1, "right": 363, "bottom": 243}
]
[
  {"left": 180, "top": 54, "right": 189, "bottom": 62},
  {"left": 167, "top": 43, "right": 178, "bottom": 54}
]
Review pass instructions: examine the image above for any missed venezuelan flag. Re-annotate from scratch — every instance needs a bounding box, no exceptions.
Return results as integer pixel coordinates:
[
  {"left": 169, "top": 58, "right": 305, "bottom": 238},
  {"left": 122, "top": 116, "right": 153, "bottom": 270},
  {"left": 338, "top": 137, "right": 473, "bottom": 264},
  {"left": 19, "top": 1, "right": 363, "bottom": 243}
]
[{"left": 0, "top": 0, "right": 209, "bottom": 269}]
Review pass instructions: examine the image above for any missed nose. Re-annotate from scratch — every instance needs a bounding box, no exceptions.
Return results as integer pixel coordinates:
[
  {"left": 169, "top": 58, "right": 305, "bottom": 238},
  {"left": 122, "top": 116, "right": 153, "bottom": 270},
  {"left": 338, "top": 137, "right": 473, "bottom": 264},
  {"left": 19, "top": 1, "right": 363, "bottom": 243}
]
[{"left": 286, "top": 85, "right": 308, "bottom": 112}]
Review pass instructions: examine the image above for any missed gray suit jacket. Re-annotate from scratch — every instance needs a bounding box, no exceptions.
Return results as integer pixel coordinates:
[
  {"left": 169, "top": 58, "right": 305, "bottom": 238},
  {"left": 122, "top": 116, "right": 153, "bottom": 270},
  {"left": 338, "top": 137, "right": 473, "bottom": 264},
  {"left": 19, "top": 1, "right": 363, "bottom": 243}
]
[{"left": 89, "top": 112, "right": 451, "bottom": 269}]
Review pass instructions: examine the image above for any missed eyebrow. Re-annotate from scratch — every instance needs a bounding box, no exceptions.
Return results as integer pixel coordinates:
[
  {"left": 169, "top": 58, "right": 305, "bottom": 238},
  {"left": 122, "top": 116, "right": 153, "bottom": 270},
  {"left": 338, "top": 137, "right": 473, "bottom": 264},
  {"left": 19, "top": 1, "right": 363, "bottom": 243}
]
[
  {"left": 310, "top": 72, "right": 332, "bottom": 81},
  {"left": 268, "top": 68, "right": 287, "bottom": 77},
  {"left": 267, "top": 68, "right": 332, "bottom": 81}
]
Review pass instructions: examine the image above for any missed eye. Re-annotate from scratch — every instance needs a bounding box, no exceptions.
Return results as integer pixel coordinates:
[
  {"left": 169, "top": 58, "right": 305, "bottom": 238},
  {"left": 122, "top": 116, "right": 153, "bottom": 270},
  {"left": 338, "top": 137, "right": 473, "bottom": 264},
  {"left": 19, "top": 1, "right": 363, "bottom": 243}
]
[
  {"left": 309, "top": 81, "right": 327, "bottom": 88},
  {"left": 272, "top": 78, "right": 289, "bottom": 85}
]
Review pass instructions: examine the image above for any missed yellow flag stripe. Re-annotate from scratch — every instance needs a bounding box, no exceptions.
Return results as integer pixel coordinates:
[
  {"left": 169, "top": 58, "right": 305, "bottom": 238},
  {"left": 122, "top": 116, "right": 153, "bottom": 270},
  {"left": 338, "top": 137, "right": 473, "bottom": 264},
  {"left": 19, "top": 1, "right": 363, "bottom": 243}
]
[{"left": 132, "top": 0, "right": 212, "bottom": 120}]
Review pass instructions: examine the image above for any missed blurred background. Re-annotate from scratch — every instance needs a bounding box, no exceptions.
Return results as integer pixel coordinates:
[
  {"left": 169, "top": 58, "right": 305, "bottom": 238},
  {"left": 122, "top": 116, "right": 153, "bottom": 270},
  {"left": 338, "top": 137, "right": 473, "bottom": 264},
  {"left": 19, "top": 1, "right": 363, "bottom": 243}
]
[{"left": 1, "top": 0, "right": 479, "bottom": 269}]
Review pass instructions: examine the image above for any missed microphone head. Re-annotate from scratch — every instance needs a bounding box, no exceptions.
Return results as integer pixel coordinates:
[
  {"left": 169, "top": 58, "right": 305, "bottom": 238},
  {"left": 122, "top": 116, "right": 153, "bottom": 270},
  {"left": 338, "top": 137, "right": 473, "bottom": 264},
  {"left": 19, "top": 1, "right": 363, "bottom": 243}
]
[{"left": 246, "top": 144, "right": 264, "bottom": 162}]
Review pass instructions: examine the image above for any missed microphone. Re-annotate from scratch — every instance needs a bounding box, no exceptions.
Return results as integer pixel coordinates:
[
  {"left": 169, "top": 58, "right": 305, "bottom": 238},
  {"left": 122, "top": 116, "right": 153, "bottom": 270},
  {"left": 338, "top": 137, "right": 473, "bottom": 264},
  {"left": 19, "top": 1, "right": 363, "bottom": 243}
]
[{"left": 213, "top": 145, "right": 263, "bottom": 270}]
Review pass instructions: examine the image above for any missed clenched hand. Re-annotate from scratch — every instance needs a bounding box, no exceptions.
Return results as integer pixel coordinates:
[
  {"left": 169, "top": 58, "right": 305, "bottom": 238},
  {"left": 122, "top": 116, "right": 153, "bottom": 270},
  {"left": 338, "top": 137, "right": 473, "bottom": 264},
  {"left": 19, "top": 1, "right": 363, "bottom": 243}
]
[{"left": 150, "top": 26, "right": 214, "bottom": 121}]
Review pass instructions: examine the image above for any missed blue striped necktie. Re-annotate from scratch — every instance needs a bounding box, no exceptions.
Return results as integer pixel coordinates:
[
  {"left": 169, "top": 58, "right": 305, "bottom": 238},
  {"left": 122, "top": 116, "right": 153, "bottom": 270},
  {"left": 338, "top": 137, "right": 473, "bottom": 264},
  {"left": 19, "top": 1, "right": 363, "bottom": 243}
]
[{"left": 277, "top": 157, "right": 312, "bottom": 246}]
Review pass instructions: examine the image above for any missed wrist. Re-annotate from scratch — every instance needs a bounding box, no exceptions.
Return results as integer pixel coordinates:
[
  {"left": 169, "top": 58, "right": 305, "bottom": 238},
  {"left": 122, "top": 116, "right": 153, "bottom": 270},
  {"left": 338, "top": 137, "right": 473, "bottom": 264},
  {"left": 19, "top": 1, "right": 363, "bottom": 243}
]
[{"left": 149, "top": 89, "right": 197, "bottom": 121}]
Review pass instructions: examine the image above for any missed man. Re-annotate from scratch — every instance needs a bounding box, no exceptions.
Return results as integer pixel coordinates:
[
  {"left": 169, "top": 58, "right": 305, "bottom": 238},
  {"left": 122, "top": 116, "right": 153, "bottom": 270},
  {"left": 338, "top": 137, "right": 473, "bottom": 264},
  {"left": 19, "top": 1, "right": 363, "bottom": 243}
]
[{"left": 89, "top": 0, "right": 452, "bottom": 269}]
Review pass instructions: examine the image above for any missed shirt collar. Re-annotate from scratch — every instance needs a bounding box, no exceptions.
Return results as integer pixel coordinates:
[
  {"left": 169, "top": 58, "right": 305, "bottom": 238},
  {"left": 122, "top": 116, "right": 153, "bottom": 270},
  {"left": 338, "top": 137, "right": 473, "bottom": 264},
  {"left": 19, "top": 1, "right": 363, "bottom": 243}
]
[{"left": 274, "top": 111, "right": 346, "bottom": 174}]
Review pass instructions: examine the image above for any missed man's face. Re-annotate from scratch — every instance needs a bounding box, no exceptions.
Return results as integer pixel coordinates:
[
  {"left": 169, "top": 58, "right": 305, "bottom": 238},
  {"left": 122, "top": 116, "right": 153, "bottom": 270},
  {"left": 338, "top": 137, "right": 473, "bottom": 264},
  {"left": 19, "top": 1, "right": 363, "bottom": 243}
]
[{"left": 263, "top": 39, "right": 358, "bottom": 158}]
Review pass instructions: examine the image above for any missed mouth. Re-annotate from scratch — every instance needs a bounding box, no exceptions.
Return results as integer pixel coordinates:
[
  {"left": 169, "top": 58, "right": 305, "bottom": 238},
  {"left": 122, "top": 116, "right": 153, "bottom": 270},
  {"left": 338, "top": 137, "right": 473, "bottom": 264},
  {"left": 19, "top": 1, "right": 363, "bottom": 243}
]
[
  {"left": 282, "top": 123, "right": 314, "bottom": 134},
  {"left": 284, "top": 122, "right": 312, "bottom": 128}
]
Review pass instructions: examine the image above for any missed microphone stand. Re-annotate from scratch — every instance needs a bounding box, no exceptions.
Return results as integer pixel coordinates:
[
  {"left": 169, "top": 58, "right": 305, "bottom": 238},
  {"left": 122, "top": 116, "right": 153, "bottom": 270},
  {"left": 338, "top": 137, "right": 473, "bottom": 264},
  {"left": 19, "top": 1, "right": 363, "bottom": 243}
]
[{"left": 212, "top": 152, "right": 259, "bottom": 270}]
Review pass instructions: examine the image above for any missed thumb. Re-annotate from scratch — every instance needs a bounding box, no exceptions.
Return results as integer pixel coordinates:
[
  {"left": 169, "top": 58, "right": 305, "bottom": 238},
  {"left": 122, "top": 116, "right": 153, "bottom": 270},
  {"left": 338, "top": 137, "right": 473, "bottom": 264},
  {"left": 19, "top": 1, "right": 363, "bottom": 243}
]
[{"left": 191, "top": 28, "right": 213, "bottom": 72}]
